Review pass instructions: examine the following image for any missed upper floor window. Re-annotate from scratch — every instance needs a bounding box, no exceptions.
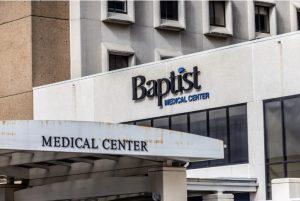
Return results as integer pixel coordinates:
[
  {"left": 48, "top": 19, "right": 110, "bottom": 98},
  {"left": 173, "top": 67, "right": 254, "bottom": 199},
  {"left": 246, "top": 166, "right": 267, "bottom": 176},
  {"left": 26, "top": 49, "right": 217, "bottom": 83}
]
[
  {"left": 109, "top": 53, "right": 129, "bottom": 71},
  {"left": 255, "top": 5, "right": 270, "bottom": 33},
  {"left": 209, "top": 1, "right": 226, "bottom": 27},
  {"left": 297, "top": 11, "right": 300, "bottom": 30},
  {"left": 108, "top": 0, "right": 127, "bottom": 14},
  {"left": 160, "top": 1, "right": 178, "bottom": 21}
]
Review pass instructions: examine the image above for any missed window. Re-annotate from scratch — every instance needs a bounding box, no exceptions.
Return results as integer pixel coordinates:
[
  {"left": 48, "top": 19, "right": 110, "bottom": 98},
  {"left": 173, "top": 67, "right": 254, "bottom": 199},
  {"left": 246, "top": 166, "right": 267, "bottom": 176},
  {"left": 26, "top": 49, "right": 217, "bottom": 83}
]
[
  {"left": 161, "top": 56, "right": 173, "bottom": 60},
  {"left": 160, "top": 1, "right": 178, "bottom": 21},
  {"left": 255, "top": 5, "right": 270, "bottom": 33},
  {"left": 108, "top": 0, "right": 127, "bottom": 14},
  {"left": 153, "top": 117, "right": 169, "bottom": 130},
  {"left": 126, "top": 104, "right": 248, "bottom": 169},
  {"left": 171, "top": 114, "right": 188, "bottom": 132},
  {"left": 109, "top": 53, "right": 129, "bottom": 71},
  {"left": 209, "top": 1, "right": 226, "bottom": 27},
  {"left": 298, "top": 11, "right": 300, "bottom": 30},
  {"left": 264, "top": 95, "right": 300, "bottom": 199},
  {"left": 209, "top": 109, "right": 228, "bottom": 166}
]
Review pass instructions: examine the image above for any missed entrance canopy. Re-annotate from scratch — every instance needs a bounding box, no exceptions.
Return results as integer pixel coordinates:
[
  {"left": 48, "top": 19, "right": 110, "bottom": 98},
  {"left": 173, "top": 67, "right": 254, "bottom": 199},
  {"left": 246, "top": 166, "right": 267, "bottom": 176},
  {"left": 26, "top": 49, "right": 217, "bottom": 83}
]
[{"left": 0, "top": 120, "right": 223, "bottom": 163}]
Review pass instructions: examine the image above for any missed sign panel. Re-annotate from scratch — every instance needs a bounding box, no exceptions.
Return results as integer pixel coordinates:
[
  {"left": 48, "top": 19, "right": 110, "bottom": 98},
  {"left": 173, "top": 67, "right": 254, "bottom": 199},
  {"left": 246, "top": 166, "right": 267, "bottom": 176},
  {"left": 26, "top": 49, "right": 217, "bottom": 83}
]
[{"left": 0, "top": 120, "right": 223, "bottom": 162}]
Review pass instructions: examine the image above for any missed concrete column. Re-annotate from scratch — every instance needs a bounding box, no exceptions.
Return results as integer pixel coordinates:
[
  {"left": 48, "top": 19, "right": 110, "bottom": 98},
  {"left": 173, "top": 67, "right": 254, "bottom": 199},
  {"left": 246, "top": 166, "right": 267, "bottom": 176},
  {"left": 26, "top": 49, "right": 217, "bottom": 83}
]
[
  {"left": 0, "top": 188, "right": 14, "bottom": 201},
  {"left": 148, "top": 167, "right": 187, "bottom": 201},
  {"left": 203, "top": 193, "right": 234, "bottom": 201},
  {"left": 272, "top": 178, "right": 300, "bottom": 200}
]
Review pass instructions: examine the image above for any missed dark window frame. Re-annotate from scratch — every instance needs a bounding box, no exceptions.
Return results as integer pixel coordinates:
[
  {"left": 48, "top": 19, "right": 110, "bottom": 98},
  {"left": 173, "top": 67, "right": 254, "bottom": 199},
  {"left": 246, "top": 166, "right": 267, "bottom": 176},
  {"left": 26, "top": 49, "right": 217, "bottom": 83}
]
[
  {"left": 255, "top": 5, "right": 270, "bottom": 33},
  {"left": 108, "top": 0, "right": 128, "bottom": 14},
  {"left": 108, "top": 52, "right": 130, "bottom": 71},
  {"left": 263, "top": 94, "right": 300, "bottom": 199},
  {"left": 209, "top": 1, "right": 226, "bottom": 27},
  {"left": 297, "top": 10, "right": 300, "bottom": 31},
  {"left": 124, "top": 103, "right": 249, "bottom": 169},
  {"left": 160, "top": 1, "right": 179, "bottom": 21}
]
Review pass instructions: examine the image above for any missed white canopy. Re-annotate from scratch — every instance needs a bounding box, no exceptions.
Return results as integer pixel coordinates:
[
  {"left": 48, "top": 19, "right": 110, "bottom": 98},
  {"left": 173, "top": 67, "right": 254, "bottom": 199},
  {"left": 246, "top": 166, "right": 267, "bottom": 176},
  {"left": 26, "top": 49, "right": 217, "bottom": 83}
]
[{"left": 0, "top": 120, "right": 223, "bottom": 162}]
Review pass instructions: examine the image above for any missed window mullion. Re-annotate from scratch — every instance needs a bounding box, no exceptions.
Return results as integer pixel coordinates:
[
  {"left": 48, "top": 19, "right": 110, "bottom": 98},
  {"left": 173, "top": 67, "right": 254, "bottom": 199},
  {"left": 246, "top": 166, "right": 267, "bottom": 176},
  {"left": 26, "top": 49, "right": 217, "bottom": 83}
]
[{"left": 281, "top": 100, "right": 288, "bottom": 177}]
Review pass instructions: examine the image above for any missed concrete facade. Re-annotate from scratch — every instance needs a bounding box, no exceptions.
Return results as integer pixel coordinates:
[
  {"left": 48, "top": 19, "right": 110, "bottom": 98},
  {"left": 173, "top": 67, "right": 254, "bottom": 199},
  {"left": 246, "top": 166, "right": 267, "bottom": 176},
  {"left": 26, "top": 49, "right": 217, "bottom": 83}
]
[
  {"left": 33, "top": 32, "right": 300, "bottom": 201},
  {"left": 0, "top": 1, "right": 70, "bottom": 120},
  {"left": 70, "top": 1, "right": 300, "bottom": 78}
]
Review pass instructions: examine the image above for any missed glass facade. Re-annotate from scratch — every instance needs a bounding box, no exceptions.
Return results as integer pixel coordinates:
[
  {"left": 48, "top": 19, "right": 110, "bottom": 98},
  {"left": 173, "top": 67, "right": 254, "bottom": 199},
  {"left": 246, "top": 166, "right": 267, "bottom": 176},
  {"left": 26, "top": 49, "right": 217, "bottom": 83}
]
[
  {"left": 209, "top": 1, "right": 226, "bottom": 27},
  {"left": 255, "top": 5, "right": 270, "bottom": 33},
  {"left": 264, "top": 95, "right": 300, "bottom": 198},
  {"left": 126, "top": 104, "right": 248, "bottom": 169}
]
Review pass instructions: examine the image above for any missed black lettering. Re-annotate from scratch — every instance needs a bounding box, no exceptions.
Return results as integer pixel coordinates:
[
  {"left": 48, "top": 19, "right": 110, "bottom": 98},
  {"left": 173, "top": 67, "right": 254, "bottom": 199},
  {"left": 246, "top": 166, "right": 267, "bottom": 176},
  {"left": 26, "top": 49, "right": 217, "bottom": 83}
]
[
  {"left": 83, "top": 138, "right": 90, "bottom": 149},
  {"left": 75, "top": 138, "right": 83, "bottom": 148},
  {"left": 182, "top": 72, "right": 194, "bottom": 90},
  {"left": 146, "top": 80, "right": 158, "bottom": 97},
  {"left": 141, "top": 141, "right": 148, "bottom": 152},
  {"left": 157, "top": 78, "right": 171, "bottom": 107},
  {"left": 111, "top": 140, "right": 117, "bottom": 150},
  {"left": 170, "top": 71, "right": 178, "bottom": 93},
  {"left": 118, "top": 140, "right": 126, "bottom": 150},
  {"left": 102, "top": 139, "right": 110, "bottom": 150},
  {"left": 70, "top": 137, "right": 74, "bottom": 148},
  {"left": 91, "top": 138, "right": 99, "bottom": 149},
  {"left": 54, "top": 137, "right": 61, "bottom": 147},
  {"left": 134, "top": 141, "right": 140, "bottom": 151},
  {"left": 132, "top": 76, "right": 147, "bottom": 100},
  {"left": 62, "top": 137, "right": 70, "bottom": 148},
  {"left": 177, "top": 74, "right": 184, "bottom": 92},
  {"left": 42, "top": 136, "right": 52, "bottom": 147},
  {"left": 193, "top": 66, "right": 201, "bottom": 90},
  {"left": 127, "top": 140, "right": 133, "bottom": 151}
]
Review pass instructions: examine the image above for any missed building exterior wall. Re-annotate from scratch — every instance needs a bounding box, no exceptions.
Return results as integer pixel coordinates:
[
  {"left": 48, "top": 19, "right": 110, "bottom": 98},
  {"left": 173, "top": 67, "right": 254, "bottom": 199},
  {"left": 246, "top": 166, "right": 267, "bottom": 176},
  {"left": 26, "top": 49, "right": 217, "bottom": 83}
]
[
  {"left": 70, "top": 1, "right": 298, "bottom": 78},
  {"left": 0, "top": 1, "right": 70, "bottom": 120},
  {"left": 33, "top": 31, "right": 300, "bottom": 201}
]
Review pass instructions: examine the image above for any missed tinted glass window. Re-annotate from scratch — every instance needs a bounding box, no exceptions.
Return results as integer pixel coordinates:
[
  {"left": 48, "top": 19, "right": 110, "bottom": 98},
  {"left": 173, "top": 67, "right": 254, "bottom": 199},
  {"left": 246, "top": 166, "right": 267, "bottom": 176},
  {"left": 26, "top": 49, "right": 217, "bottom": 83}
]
[
  {"left": 229, "top": 105, "right": 248, "bottom": 163},
  {"left": 287, "top": 162, "right": 300, "bottom": 178},
  {"left": 209, "top": 108, "right": 228, "bottom": 165},
  {"left": 171, "top": 114, "right": 188, "bottom": 132},
  {"left": 128, "top": 104, "right": 248, "bottom": 169},
  {"left": 264, "top": 95, "right": 300, "bottom": 199},
  {"left": 109, "top": 53, "right": 129, "bottom": 71},
  {"left": 255, "top": 5, "right": 270, "bottom": 33},
  {"left": 160, "top": 1, "right": 178, "bottom": 20},
  {"left": 108, "top": 0, "right": 127, "bottom": 14},
  {"left": 209, "top": 1, "right": 226, "bottom": 27},
  {"left": 284, "top": 97, "right": 300, "bottom": 161},
  {"left": 265, "top": 101, "right": 283, "bottom": 163},
  {"left": 136, "top": 120, "right": 151, "bottom": 127},
  {"left": 190, "top": 112, "right": 207, "bottom": 136},
  {"left": 298, "top": 11, "right": 300, "bottom": 30},
  {"left": 153, "top": 117, "right": 169, "bottom": 129}
]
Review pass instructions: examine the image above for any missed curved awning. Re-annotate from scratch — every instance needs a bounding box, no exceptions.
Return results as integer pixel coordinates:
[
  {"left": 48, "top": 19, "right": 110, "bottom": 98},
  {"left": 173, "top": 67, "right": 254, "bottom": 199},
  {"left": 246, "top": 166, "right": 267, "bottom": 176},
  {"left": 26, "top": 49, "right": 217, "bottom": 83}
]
[{"left": 0, "top": 120, "right": 223, "bottom": 162}]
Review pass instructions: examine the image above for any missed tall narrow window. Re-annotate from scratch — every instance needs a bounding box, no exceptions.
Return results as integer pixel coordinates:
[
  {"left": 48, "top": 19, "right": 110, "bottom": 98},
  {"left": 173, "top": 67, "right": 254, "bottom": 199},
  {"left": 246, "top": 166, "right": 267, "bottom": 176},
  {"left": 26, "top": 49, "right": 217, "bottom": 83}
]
[
  {"left": 209, "top": 108, "right": 228, "bottom": 166},
  {"left": 255, "top": 5, "right": 270, "bottom": 33},
  {"left": 109, "top": 53, "right": 129, "bottom": 71},
  {"left": 297, "top": 11, "right": 300, "bottom": 30},
  {"left": 108, "top": 0, "right": 127, "bottom": 14},
  {"left": 209, "top": 1, "right": 226, "bottom": 27},
  {"left": 160, "top": 1, "right": 179, "bottom": 21}
]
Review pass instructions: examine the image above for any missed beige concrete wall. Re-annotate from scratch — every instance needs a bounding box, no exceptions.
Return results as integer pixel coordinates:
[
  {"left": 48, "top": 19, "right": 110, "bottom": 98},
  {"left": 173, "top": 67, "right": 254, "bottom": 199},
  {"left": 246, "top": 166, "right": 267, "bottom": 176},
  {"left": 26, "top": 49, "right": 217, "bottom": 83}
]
[
  {"left": 0, "top": 1, "right": 70, "bottom": 120},
  {"left": 0, "top": 92, "right": 33, "bottom": 120},
  {"left": 0, "top": 1, "right": 31, "bottom": 24},
  {"left": 32, "top": 16, "right": 70, "bottom": 87}
]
